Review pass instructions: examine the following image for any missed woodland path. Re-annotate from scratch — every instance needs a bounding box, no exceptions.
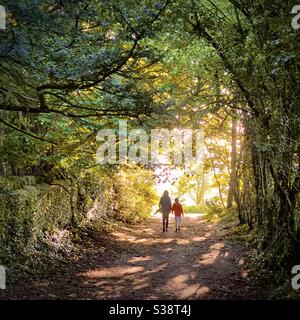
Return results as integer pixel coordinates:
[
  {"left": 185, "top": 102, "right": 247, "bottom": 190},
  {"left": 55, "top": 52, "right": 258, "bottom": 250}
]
[{"left": 1, "top": 214, "right": 265, "bottom": 299}]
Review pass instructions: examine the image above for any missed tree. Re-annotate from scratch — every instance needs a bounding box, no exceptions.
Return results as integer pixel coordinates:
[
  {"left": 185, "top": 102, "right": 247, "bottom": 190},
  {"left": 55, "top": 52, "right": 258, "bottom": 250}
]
[
  {"left": 0, "top": 0, "right": 172, "bottom": 176},
  {"left": 178, "top": 0, "right": 300, "bottom": 268},
  {"left": 177, "top": 164, "right": 205, "bottom": 206},
  {"left": 227, "top": 114, "right": 237, "bottom": 209}
]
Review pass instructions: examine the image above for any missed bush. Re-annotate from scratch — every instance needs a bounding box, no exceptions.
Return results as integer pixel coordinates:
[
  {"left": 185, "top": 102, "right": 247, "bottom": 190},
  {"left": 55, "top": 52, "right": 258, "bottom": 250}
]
[
  {"left": 0, "top": 165, "right": 157, "bottom": 265},
  {"left": 0, "top": 182, "right": 72, "bottom": 263},
  {"left": 109, "top": 166, "right": 158, "bottom": 223},
  {"left": 184, "top": 205, "right": 205, "bottom": 213}
]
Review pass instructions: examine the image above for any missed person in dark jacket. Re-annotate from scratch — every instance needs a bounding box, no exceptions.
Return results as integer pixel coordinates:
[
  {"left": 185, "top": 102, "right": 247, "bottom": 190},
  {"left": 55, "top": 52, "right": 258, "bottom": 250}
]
[{"left": 159, "top": 190, "right": 172, "bottom": 232}]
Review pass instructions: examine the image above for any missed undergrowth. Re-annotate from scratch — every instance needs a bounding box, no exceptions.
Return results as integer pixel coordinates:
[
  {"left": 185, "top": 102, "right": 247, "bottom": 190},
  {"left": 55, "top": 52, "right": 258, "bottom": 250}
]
[{"left": 228, "top": 223, "right": 300, "bottom": 299}]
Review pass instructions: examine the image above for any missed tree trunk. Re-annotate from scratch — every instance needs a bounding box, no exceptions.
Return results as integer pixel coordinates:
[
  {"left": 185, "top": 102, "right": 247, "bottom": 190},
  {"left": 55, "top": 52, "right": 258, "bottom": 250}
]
[
  {"left": 227, "top": 116, "right": 238, "bottom": 208},
  {"left": 0, "top": 110, "right": 5, "bottom": 176}
]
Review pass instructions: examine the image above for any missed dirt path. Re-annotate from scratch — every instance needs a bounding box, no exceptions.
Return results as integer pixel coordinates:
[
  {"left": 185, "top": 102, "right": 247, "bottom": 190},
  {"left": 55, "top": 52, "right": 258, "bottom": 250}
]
[{"left": 1, "top": 214, "right": 265, "bottom": 299}]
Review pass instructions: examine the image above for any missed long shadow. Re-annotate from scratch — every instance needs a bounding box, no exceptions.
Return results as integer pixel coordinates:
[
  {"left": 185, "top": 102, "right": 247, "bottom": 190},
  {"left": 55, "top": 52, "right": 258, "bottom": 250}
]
[{"left": 0, "top": 215, "right": 265, "bottom": 300}]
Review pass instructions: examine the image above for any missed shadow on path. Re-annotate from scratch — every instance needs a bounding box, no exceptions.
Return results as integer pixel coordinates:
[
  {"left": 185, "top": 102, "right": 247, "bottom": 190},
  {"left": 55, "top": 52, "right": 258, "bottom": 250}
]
[{"left": 0, "top": 214, "right": 265, "bottom": 300}]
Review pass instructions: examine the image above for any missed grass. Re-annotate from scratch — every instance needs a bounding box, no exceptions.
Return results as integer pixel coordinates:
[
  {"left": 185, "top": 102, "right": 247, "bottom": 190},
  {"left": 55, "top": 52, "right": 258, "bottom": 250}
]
[
  {"left": 184, "top": 204, "right": 207, "bottom": 214},
  {"left": 184, "top": 204, "right": 238, "bottom": 224}
]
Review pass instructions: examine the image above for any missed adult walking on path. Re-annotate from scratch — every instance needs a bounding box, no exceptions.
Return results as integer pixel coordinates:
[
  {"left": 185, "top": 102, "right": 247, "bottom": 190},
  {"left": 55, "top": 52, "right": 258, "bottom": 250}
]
[{"left": 159, "top": 190, "right": 172, "bottom": 232}]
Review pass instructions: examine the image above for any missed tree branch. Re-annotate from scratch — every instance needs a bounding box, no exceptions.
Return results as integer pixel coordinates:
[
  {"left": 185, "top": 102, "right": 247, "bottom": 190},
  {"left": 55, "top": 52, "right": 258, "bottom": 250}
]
[{"left": 0, "top": 117, "right": 58, "bottom": 145}]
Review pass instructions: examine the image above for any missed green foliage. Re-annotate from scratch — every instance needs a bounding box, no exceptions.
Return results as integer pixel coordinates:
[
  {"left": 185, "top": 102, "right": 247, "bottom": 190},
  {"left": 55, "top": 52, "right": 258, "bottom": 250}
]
[
  {"left": 184, "top": 205, "right": 205, "bottom": 213},
  {"left": 204, "top": 207, "right": 237, "bottom": 224},
  {"left": 0, "top": 176, "right": 37, "bottom": 191},
  {"left": 0, "top": 181, "right": 72, "bottom": 263},
  {"left": 0, "top": 0, "right": 299, "bottom": 297},
  {"left": 110, "top": 166, "right": 158, "bottom": 223},
  {"left": 0, "top": 165, "right": 157, "bottom": 265}
]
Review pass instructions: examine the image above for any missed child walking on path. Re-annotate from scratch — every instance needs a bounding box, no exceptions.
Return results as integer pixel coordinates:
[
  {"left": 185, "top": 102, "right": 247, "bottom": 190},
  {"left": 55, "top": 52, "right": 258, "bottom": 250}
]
[{"left": 172, "top": 198, "right": 184, "bottom": 232}]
